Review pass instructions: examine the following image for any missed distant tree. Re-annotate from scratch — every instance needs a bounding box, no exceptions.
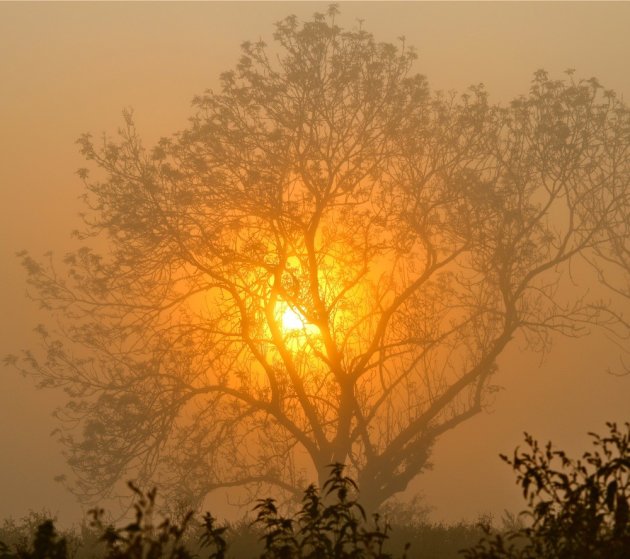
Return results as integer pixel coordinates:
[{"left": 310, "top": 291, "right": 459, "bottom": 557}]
[{"left": 10, "top": 7, "right": 630, "bottom": 511}]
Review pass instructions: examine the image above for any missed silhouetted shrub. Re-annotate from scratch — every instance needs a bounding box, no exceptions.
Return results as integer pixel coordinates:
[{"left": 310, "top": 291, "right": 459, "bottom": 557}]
[
  {"left": 88, "top": 483, "right": 197, "bottom": 559},
  {"left": 2, "top": 519, "right": 68, "bottom": 559},
  {"left": 463, "top": 422, "right": 630, "bottom": 559},
  {"left": 253, "top": 463, "right": 404, "bottom": 559}
]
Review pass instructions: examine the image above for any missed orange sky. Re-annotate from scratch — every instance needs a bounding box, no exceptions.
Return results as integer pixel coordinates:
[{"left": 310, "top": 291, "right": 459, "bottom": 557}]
[{"left": 1, "top": 1, "right": 629, "bottom": 526}]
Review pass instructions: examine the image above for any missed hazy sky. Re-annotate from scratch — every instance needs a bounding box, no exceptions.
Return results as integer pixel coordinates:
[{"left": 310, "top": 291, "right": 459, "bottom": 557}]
[{"left": 1, "top": 1, "right": 629, "bottom": 527}]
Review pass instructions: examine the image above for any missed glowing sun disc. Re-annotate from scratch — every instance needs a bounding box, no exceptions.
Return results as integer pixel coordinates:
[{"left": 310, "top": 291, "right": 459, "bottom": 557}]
[{"left": 281, "top": 305, "right": 306, "bottom": 331}]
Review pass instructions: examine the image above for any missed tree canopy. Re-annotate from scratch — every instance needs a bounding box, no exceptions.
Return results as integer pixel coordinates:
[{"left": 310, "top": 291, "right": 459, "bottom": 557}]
[{"left": 13, "top": 8, "right": 630, "bottom": 511}]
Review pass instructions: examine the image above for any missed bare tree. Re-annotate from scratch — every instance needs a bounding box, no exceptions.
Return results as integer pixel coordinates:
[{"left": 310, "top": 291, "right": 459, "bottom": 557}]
[{"left": 11, "top": 9, "right": 630, "bottom": 511}]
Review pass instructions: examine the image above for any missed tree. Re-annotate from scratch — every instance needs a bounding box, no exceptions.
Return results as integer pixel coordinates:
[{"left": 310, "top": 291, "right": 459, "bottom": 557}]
[{"left": 11, "top": 7, "right": 630, "bottom": 511}]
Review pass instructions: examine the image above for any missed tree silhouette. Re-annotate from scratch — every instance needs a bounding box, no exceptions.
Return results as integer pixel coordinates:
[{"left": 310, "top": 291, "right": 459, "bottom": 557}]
[{"left": 11, "top": 8, "right": 630, "bottom": 511}]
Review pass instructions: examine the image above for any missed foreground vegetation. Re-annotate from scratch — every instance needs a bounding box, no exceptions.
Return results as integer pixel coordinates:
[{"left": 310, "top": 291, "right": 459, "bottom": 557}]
[{"left": 2, "top": 424, "right": 628, "bottom": 558}]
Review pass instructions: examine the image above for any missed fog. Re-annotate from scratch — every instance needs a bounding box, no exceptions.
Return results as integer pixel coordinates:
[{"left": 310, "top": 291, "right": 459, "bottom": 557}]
[{"left": 1, "top": 2, "right": 629, "bottom": 528}]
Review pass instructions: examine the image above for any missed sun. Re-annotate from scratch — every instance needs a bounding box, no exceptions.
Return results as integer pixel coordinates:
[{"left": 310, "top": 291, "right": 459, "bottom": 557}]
[
  {"left": 281, "top": 305, "right": 306, "bottom": 331},
  {"left": 274, "top": 301, "right": 319, "bottom": 338}
]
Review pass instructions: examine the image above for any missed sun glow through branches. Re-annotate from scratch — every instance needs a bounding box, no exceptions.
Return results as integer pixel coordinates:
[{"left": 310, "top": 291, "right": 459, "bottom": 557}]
[
  {"left": 281, "top": 305, "right": 306, "bottom": 331},
  {"left": 274, "top": 300, "right": 319, "bottom": 338}
]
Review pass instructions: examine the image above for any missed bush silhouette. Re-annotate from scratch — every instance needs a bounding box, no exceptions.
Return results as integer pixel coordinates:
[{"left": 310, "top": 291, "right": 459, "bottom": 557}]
[
  {"left": 1, "top": 519, "right": 68, "bottom": 559},
  {"left": 253, "top": 463, "right": 404, "bottom": 559},
  {"left": 463, "top": 422, "right": 630, "bottom": 559},
  {"left": 87, "top": 483, "right": 197, "bottom": 559}
]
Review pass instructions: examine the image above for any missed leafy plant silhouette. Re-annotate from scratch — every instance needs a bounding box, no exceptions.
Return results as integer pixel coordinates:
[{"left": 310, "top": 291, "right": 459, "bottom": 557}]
[
  {"left": 88, "top": 483, "right": 226, "bottom": 559},
  {"left": 88, "top": 483, "right": 195, "bottom": 559},
  {"left": 463, "top": 422, "right": 630, "bottom": 559},
  {"left": 254, "top": 463, "right": 406, "bottom": 559}
]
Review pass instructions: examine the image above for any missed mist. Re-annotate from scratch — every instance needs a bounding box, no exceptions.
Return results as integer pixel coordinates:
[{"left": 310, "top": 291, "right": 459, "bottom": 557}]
[{"left": 1, "top": 1, "right": 629, "bottom": 533}]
